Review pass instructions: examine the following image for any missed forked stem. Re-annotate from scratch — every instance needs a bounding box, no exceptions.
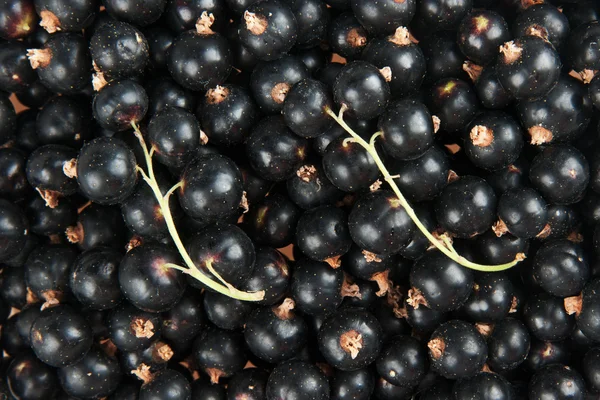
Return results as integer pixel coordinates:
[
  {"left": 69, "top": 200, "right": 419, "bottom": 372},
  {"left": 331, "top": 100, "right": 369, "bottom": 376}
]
[
  {"left": 324, "top": 106, "right": 523, "bottom": 272},
  {"left": 130, "top": 122, "right": 265, "bottom": 301}
]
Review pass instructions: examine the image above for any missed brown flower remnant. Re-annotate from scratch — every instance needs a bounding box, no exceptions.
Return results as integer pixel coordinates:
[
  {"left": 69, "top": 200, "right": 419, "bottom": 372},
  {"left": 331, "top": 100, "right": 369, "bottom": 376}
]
[
  {"left": 340, "top": 330, "right": 363, "bottom": 359},
  {"left": 131, "top": 318, "right": 155, "bottom": 339}
]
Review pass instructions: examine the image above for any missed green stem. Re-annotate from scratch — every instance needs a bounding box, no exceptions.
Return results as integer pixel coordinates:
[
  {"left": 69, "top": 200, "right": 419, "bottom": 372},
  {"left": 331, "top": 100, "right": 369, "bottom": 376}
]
[
  {"left": 324, "top": 107, "right": 524, "bottom": 272},
  {"left": 130, "top": 122, "right": 265, "bottom": 301}
]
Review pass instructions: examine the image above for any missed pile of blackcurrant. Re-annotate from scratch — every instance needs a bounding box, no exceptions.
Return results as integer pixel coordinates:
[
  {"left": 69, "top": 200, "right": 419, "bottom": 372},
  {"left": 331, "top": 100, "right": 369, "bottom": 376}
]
[{"left": 1, "top": 0, "right": 600, "bottom": 398}]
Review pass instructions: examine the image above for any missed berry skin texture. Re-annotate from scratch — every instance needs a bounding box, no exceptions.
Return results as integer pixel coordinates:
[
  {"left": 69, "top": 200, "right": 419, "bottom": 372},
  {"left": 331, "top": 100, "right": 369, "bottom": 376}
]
[
  {"left": 29, "top": 305, "right": 93, "bottom": 367},
  {"left": 139, "top": 369, "right": 192, "bottom": 400},
  {"left": 375, "top": 335, "right": 427, "bottom": 388},
  {"left": 529, "top": 145, "right": 590, "bottom": 206},
  {"left": 167, "top": 13, "right": 232, "bottom": 91},
  {"left": 487, "top": 317, "right": 531, "bottom": 372},
  {"left": 283, "top": 78, "right": 334, "bottom": 138},
  {"left": 90, "top": 20, "right": 149, "bottom": 79},
  {"left": 334, "top": 60, "right": 391, "bottom": 120},
  {"left": 27, "top": 32, "right": 91, "bottom": 94},
  {"left": 0, "top": 0, "right": 38, "bottom": 40},
  {"left": 435, "top": 175, "right": 497, "bottom": 238},
  {"left": 351, "top": 0, "right": 416, "bottom": 37},
  {"left": 318, "top": 308, "right": 383, "bottom": 371},
  {"left": 496, "top": 36, "right": 562, "bottom": 101},
  {"left": 409, "top": 250, "right": 474, "bottom": 312},
  {"left": 266, "top": 360, "right": 330, "bottom": 400},
  {"left": 528, "top": 364, "right": 586, "bottom": 400},
  {"left": 453, "top": 372, "right": 513, "bottom": 400},
  {"left": 238, "top": 0, "right": 298, "bottom": 61},
  {"left": 246, "top": 116, "right": 308, "bottom": 182},
  {"left": 296, "top": 205, "right": 352, "bottom": 263},
  {"left": 427, "top": 319, "right": 488, "bottom": 380},
  {"left": 348, "top": 190, "right": 414, "bottom": 256},
  {"left": 290, "top": 258, "right": 344, "bottom": 316},
  {"left": 58, "top": 345, "right": 123, "bottom": 399},
  {"left": 178, "top": 154, "right": 243, "bottom": 222},
  {"left": 457, "top": 10, "right": 510, "bottom": 66},
  {"left": 7, "top": 351, "right": 59, "bottom": 400},
  {"left": 523, "top": 292, "right": 575, "bottom": 342},
  {"left": 92, "top": 79, "right": 149, "bottom": 132},
  {"left": 119, "top": 243, "right": 186, "bottom": 313},
  {"left": 429, "top": 77, "right": 479, "bottom": 133},
  {"left": 532, "top": 240, "right": 589, "bottom": 297},
  {"left": 496, "top": 187, "right": 547, "bottom": 239},
  {"left": 75, "top": 137, "right": 138, "bottom": 205}
]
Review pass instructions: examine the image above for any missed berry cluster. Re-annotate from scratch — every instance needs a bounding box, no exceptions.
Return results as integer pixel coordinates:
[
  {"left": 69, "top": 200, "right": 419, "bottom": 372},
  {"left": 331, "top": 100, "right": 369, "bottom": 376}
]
[{"left": 1, "top": 0, "right": 600, "bottom": 399}]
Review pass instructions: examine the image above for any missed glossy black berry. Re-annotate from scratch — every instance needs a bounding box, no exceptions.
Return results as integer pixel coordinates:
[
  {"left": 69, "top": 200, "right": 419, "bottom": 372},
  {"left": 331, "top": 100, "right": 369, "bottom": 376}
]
[
  {"left": 0, "top": 41, "right": 37, "bottom": 93},
  {"left": 0, "top": 0, "right": 37, "bottom": 40},
  {"left": 25, "top": 144, "right": 78, "bottom": 207},
  {"left": 453, "top": 372, "right": 512, "bottom": 400},
  {"left": 168, "top": 13, "right": 231, "bottom": 91},
  {"left": 240, "top": 247, "right": 290, "bottom": 306},
  {"left": 571, "top": 278, "right": 600, "bottom": 342},
  {"left": 459, "top": 272, "right": 514, "bottom": 322},
  {"left": 7, "top": 351, "right": 59, "bottom": 400},
  {"left": 119, "top": 243, "right": 186, "bottom": 312},
  {"left": 375, "top": 335, "right": 427, "bottom": 388},
  {"left": 529, "top": 364, "right": 586, "bottom": 400},
  {"left": 518, "top": 76, "right": 592, "bottom": 146},
  {"left": 286, "top": 162, "right": 343, "bottom": 210},
  {"left": 246, "top": 116, "right": 308, "bottom": 181},
  {"left": 421, "top": 32, "right": 466, "bottom": 84},
  {"left": 145, "top": 76, "right": 196, "bottom": 117},
  {"left": 27, "top": 32, "right": 91, "bottom": 94},
  {"left": 36, "top": 95, "right": 92, "bottom": 147},
  {"left": 389, "top": 145, "right": 449, "bottom": 202},
  {"left": 523, "top": 292, "right": 575, "bottom": 342},
  {"left": 464, "top": 111, "right": 524, "bottom": 171},
  {"left": 75, "top": 137, "right": 138, "bottom": 205},
  {"left": 409, "top": 250, "right": 474, "bottom": 312},
  {"left": 361, "top": 27, "right": 425, "bottom": 98},
  {"left": 330, "top": 368, "right": 375, "bottom": 400},
  {"left": 283, "top": 78, "right": 333, "bottom": 138},
  {"left": 186, "top": 223, "right": 256, "bottom": 288},
  {"left": 92, "top": 79, "right": 149, "bottom": 131},
  {"left": 103, "top": 0, "right": 166, "bottom": 27},
  {"left": 457, "top": 10, "right": 510, "bottom": 66},
  {"left": 513, "top": 4, "right": 570, "bottom": 50},
  {"left": 199, "top": 84, "right": 257, "bottom": 146},
  {"left": 429, "top": 78, "right": 478, "bottom": 133},
  {"left": 161, "top": 289, "right": 204, "bottom": 345},
  {"left": 348, "top": 190, "right": 414, "bottom": 256},
  {"left": 67, "top": 203, "right": 127, "bottom": 250},
  {"left": 266, "top": 360, "right": 329, "bottom": 400},
  {"left": 487, "top": 317, "right": 530, "bottom": 372},
  {"left": 34, "top": 0, "right": 97, "bottom": 33},
  {"left": 290, "top": 258, "right": 344, "bottom": 316},
  {"left": 203, "top": 290, "right": 254, "bottom": 330},
  {"left": 194, "top": 327, "right": 247, "bottom": 383},
  {"left": 322, "top": 136, "right": 379, "bottom": 192},
  {"left": 107, "top": 301, "right": 163, "bottom": 352},
  {"left": 244, "top": 298, "right": 307, "bottom": 363},
  {"left": 30, "top": 304, "right": 93, "bottom": 367},
  {"left": 90, "top": 20, "right": 149, "bottom": 80},
  {"left": 496, "top": 187, "right": 547, "bottom": 239},
  {"left": 351, "top": 0, "right": 415, "bottom": 37},
  {"left": 529, "top": 145, "right": 589, "bottom": 205},
  {"left": 582, "top": 347, "right": 600, "bottom": 394},
  {"left": 568, "top": 22, "right": 600, "bottom": 77},
  {"left": 496, "top": 36, "right": 561, "bottom": 101},
  {"left": 0, "top": 93, "right": 16, "bottom": 146},
  {"left": 378, "top": 99, "right": 435, "bottom": 161},
  {"left": 417, "top": 0, "right": 473, "bottom": 32},
  {"left": 242, "top": 192, "right": 300, "bottom": 248},
  {"left": 58, "top": 345, "right": 122, "bottom": 399},
  {"left": 435, "top": 175, "right": 497, "bottom": 238},
  {"left": 427, "top": 319, "right": 487, "bottom": 379},
  {"left": 533, "top": 240, "right": 589, "bottom": 298},
  {"left": 327, "top": 12, "right": 368, "bottom": 60},
  {"left": 139, "top": 369, "right": 191, "bottom": 400},
  {"left": 333, "top": 60, "right": 390, "bottom": 120},
  {"left": 24, "top": 243, "right": 76, "bottom": 303},
  {"left": 164, "top": 0, "right": 226, "bottom": 33},
  {"left": 238, "top": 0, "right": 297, "bottom": 61},
  {"left": 250, "top": 55, "right": 310, "bottom": 114},
  {"left": 227, "top": 368, "right": 269, "bottom": 400},
  {"left": 296, "top": 205, "right": 352, "bottom": 263},
  {"left": 70, "top": 247, "right": 123, "bottom": 310}
]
